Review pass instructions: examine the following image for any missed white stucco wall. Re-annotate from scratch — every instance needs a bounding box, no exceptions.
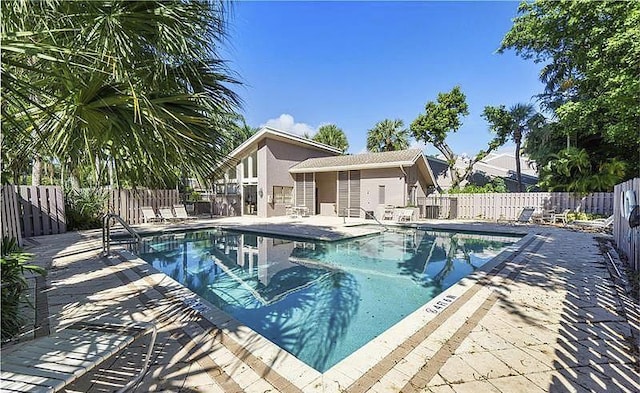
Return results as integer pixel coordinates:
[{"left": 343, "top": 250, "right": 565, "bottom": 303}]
[
  {"left": 258, "top": 138, "right": 335, "bottom": 217},
  {"left": 360, "top": 168, "right": 406, "bottom": 212}
]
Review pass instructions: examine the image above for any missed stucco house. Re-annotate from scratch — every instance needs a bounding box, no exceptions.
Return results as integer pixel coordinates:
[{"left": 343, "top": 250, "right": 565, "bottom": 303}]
[
  {"left": 213, "top": 127, "right": 437, "bottom": 219},
  {"left": 289, "top": 149, "right": 436, "bottom": 218},
  {"left": 212, "top": 127, "right": 340, "bottom": 217}
]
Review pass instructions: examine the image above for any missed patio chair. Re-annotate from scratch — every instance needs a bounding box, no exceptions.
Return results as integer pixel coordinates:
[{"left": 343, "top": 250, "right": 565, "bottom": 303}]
[
  {"left": 285, "top": 205, "right": 296, "bottom": 218},
  {"left": 0, "top": 319, "right": 156, "bottom": 393},
  {"left": 158, "top": 207, "right": 181, "bottom": 223},
  {"left": 382, "top": 206, "right": 394, "bottom": 221},
  {"left": 140, "top": 206, "right": 161, "bottom": 224},
  {"left": 173, "top": 204, "right": 197, "bottom": 221},
  {"left": 553, "top": 209, "right": 571, "bottom": 224},
  {"left": 533, "top": 209, "right": 556, "bottom": 223}
]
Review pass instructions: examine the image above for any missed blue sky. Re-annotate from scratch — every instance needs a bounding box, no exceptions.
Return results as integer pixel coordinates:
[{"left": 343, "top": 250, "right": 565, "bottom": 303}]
[{"left": 223, "top": 1, "right": 544, "bottom": 156}]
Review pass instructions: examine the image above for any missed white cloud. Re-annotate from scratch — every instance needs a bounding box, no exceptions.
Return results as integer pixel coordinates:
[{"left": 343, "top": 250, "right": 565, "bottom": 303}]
[{"left": 261, "top": 114, "right": 315, "bottom": 137}]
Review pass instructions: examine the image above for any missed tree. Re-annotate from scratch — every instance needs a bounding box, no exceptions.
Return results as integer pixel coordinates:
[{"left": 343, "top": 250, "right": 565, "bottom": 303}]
[
  {"left": 482, "top": 103, "right": 544, "bottom": 192},
  {"left": 538, "top": 147, "right": 626, "bottom": 193},
  {"left": 228, "top": 119, "right": 259, "bottom": 151},
  {"left": 410, "top": 86, "right": 508, "bottom": 189},
  {"left": 366, "top": 119, "right": 409, "bottom": 152},
  {"left": 1, "top": 1, "right": 241, "bottom": 188},
  {"left": 313, "top": 124, "right": 349, "bottom": 154},
  {"left": 500, "top": 1, "right": 640, "bottom": 183}
]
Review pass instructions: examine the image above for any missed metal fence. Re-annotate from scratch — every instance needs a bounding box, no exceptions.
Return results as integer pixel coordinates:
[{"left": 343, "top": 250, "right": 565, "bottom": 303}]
[{"left": 613, "top": 178, "right": 639, "bottom": 273}]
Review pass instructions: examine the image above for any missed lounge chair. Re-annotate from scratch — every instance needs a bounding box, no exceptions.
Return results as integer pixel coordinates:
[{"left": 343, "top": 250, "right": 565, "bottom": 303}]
[
  {"left": 572, "top": 215, "right": 614, "bottom": 229},
  {"left": 517, "top": 207, "right": 536, "bottom": 223},
  {"left": 0, "top": 319, "right": 156, "bottom": 393},
  {"left": 397, "top": 209, "right": 413, "bottom": 222},
  {"left": 173, "top": 204, "right": 197, "bottom": 221},
  {"left": 141, "top": 206, "right": 161, "bottom": 224},
  {"left": 158, "top": 207, "right": 181, "bottom": 223}
]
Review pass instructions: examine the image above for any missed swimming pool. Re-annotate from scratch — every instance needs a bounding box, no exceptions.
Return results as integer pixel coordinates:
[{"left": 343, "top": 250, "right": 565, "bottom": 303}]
[{"left": 137, "top": 227, "right": 520, "bottom": 372}]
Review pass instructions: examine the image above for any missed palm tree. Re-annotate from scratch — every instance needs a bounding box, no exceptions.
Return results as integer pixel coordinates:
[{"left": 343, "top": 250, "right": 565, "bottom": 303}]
[
  {"left": 483, "top": 103, "right": 544, "bottom": 192},
  {"left": 312, "top": 124, "right": 349, "bottom": 154},
  {"left": 1, "top": 1, "right": 241, "bottom": 188},
  {"left": 366, "top": 119, "right": 409, "bottom": 152}
]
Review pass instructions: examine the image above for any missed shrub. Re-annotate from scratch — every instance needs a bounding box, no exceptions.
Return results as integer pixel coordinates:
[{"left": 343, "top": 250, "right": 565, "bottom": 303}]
[
  {"left": 1, "top": 237, "right": 45, "bottom": 341},
  {"left": 65, "top": 188, "right": 109, "bottom": 230},
  {"left": 449, "top": 177, "right": 509, "bottom": 194}
]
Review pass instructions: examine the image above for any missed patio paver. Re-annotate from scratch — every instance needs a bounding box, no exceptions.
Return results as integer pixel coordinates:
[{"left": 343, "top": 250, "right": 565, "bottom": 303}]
[{"left": 2, "top": 217, "right": 638, "bottom": 392}]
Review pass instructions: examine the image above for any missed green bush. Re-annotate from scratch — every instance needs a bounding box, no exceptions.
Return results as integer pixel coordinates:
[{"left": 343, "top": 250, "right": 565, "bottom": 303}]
[
  {"left": 65, "top": 188, "right": 109, "bottom": 230},
  {"left": 567, "top": 212, "right": 606, "bottom": 222},
  {"left": 1, "top": 237, "right": 45, "bottom": 341},
  {"left": 449, "top": 177, "right": 508, "bottom": 194},
  {"left": 188, "top": 190, "right": 202, "bottom": 202}
]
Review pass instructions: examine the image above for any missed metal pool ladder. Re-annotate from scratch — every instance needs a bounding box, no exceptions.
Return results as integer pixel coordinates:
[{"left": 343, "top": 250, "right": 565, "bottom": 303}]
[
  {"left": 342, "top": 207, "right": 388, "bottom": 231},
  {"left": 102, "top": 213, "right": 141, "bottom": 256}
]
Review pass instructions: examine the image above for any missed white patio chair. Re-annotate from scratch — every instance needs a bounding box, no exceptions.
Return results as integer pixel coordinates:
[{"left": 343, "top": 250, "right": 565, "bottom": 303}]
[{"left": 553, "top": 209, "right": 571, "bottom": 224}]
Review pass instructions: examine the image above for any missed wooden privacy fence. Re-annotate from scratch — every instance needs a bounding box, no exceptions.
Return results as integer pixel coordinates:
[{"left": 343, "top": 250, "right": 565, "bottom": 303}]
[
  {"left": 613, "top": 178, "right": 639, "bottom": 273},
  {"left": 107, "top": 189, "right": 179, "bottom": 225},
  {"left": 1, "top": 186, "right": 66, "bottom": 240},
  {"left": 1, "top": 186, "right": 180, "bottom": 241},
  {"left": 419, "top": 192, "right": 613, "bottom": 220},
  {"left": 1, "top": 186, "right": 24, "bottom": 245}
]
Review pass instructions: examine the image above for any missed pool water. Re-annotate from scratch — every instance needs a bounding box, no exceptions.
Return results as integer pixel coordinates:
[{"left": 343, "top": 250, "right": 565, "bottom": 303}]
[{"left": 137, "top": 228, "right": 519, "bottom": 372}]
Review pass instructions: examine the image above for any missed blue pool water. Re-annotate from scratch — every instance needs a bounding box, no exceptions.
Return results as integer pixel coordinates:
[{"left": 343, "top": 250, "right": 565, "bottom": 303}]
[{"left": 137, "top": 227, "right": 520, "bottom": 372}]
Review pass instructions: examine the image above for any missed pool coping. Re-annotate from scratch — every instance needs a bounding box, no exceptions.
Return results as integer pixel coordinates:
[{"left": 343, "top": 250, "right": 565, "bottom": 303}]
[
  {"left": 120, "top": 222, "right": 385, "bottom": 242},
  {"left": 117, "top": 227, "right": 536, "bottom": 390}
]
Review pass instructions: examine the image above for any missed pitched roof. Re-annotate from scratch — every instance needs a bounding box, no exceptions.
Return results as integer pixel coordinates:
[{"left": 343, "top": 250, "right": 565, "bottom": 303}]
[
  {"left": 228, "top": 127, "right": 341, "bottom": 160},
  {"left": 289, "top": 149, "right": 424, "bottom": 173}
]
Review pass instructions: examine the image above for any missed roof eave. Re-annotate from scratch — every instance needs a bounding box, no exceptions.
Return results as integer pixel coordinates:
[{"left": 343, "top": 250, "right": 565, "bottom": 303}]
[
  {"left": 289, "top": 160, "right": 418, "bottom": 173},
  {"left": 216, "top": 126, "right": 341, "bottom": 172}
]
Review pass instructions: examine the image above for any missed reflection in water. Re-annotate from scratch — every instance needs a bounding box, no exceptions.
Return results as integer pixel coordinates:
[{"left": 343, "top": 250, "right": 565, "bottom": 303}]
[{"left": 137, "top": 228, "right": 518, "bottom": 372}]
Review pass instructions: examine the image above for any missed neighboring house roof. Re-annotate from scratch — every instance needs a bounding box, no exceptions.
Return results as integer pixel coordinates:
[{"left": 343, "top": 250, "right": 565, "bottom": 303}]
[
  {"left": 425, "top": 153, "right": 538, "bottom": 191},
  {"left": 290, "top": 149, "right": 424, "bottom": 173},
  {"left": 222, "top": 126, "right": 341, "bottom": 166},
  {"left": 481, "top": 153, "right": 537, "bottom": 177}
]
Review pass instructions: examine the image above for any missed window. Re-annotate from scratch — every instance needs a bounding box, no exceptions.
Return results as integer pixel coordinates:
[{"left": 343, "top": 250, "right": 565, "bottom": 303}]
[
  {"left": 378, "top": 185, "right": 385, "bottom": 205},
  {"left": 251, "top": 151, "right": 258, "bottom": 178},
  {"left": 226, "top": 183, "right": 239, "bottom": 195},
  {"left": 273, "top": 186, "right": 293, "bottom": 204},
  {"left": 242, "top": 151, "right": 258, "bottom": 179},
  {"left": 215, "top": 184, "right": 225, "bottom": 194},
  {"left": 243, "top": 157, "right": 249, "bottom": 178}
]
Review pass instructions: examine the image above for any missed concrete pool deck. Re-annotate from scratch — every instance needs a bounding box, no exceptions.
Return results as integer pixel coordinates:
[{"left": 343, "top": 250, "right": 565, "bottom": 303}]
[{"left": 4, "top": 217, "right": 639, "bottom": 392}]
